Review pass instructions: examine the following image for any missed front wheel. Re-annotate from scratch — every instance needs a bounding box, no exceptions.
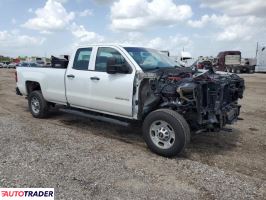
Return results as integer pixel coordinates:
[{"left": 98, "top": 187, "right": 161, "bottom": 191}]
[
  {"left": 28, "top": 90, "right": 49, "bottom": 118},
  {"left": 143, "top": 109, "right": 190, "bottom": 157}
]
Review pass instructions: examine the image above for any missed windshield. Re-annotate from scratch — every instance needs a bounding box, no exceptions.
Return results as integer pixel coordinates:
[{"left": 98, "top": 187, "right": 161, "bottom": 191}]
[{"left": 124, "top": 47, "right": 180, "bottom": 71}]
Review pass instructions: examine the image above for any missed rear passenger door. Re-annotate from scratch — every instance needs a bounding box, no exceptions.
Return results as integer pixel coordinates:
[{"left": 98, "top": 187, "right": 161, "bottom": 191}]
[
  {"left": 88, "top": 46, "right": 135, "bottom": 117},
  {"left": 65, "top": 47, "right": 93, "bottom": 108}
]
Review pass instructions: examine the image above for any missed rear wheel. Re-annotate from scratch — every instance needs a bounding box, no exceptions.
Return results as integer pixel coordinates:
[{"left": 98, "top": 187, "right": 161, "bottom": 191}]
[
  {"left": 143, "top": 109, "right": 190, "bottom": 157},
  {"left": 28, "top": 90, "right": 49, "bottom": 118}
]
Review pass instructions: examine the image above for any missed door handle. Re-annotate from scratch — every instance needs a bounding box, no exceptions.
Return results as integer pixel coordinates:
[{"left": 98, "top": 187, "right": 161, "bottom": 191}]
[
  {"left": 67, "top": 74, "right": 75, "bottom": 78},
  {"left": 90, "top": 77, "right": 100, "bottom": 81}
]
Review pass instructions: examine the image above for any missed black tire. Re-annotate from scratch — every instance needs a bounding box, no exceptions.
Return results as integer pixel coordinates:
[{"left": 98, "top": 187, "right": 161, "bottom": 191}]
[
  {"left": 143, "top": 109, "right": 190, "bottom": 157},
  {"left": 28, "top": 90, "right": 49, "bottom": 118}
]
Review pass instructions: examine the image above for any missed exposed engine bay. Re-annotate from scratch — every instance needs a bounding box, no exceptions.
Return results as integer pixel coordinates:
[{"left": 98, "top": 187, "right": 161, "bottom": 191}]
[{"left": 138, "top": 67, "right": 245, "bottom": 132}]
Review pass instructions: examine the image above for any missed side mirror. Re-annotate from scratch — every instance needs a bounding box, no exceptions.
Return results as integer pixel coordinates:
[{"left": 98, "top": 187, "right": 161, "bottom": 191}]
[{"left": 106, "top": 58, "right": 130, "bottom": 74}]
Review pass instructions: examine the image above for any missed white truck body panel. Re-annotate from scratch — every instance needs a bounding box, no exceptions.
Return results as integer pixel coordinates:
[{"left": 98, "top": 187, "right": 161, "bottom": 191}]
[
  {"left": 86, "top": 71, "right": 135, "bottom": 116},
  {"left": 17, "top": 67, "right": 67, "bottom": 104},
  {"left": 255, "top": 46, "right": 266, "bottom": 72},
  {"left": 65, "top": 45, "right": 137, "bottom": 117},
  {"left": 16, "top": 44, "right": 143, "bottom": 119},
  {"left": 171, "top": 51, "right": 196, "bottom": 67}
]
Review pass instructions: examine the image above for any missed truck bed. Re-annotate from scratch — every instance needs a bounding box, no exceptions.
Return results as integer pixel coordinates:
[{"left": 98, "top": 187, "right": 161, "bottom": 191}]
[{"left": 16, "top": 67, "right": 67, "bottom": 104}]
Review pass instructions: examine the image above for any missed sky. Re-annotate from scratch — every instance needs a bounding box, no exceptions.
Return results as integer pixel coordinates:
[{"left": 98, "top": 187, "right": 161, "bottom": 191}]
[{"left": 0, "top": 0, "right": 265, "bottom": 58}]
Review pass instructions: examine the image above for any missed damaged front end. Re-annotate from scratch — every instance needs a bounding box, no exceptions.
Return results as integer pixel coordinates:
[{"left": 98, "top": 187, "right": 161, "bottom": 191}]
[{"left": 138, "top": 68, "right": 245, "bottom": 132}]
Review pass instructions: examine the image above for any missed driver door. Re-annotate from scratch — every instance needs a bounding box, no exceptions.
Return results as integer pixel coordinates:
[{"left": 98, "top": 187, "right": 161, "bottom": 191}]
[{"left": 88, "top": 46, "right": 135, "bottom": 117}]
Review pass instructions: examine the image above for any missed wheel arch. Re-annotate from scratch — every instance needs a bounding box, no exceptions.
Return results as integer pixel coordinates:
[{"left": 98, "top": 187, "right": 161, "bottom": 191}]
[{"left": 25, "top": 81, "right": 42, "bottom": 95}]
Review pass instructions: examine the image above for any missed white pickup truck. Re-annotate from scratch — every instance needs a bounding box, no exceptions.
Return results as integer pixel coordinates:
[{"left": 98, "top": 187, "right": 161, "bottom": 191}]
[{"left": 16, "top": 44, "right": 245, "bottom": 157}]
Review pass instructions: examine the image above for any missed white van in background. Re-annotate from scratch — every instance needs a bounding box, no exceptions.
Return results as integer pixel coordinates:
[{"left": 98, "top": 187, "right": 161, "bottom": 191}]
[{"left": 170, "top": 51, "right": 196, "bottom": 67}]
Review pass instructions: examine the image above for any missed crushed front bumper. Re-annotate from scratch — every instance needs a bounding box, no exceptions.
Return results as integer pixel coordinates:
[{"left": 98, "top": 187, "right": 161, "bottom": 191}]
[{"left": 193, "top": 76, "right": 244, "bottom": 130}]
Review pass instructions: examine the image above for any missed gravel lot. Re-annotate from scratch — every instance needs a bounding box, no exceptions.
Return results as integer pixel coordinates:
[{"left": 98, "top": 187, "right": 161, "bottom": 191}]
[{"left": 0, "top": 69, "right": 265, "bottom": 199}]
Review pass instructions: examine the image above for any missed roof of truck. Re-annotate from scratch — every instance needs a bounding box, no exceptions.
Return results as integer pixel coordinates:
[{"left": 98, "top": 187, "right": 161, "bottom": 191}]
[
  {"left": 76, "top": 43, "right": 147, "bottom": 49},
  {"left": 217, "top": 51, "right": 241, "bottom": 57},
  {"left": 180, "top": 51, "right": 192, "bottom": 58}
]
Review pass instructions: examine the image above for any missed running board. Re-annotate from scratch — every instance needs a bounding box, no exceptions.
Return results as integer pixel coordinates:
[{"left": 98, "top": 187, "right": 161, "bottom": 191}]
[{"left": 59, "top": 108, "right": 130, "bottom": 127}]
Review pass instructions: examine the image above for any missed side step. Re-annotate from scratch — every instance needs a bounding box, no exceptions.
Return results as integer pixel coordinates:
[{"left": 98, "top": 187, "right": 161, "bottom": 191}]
[{"left": 59, "top": 108, "right": 130, "bottom": 127}]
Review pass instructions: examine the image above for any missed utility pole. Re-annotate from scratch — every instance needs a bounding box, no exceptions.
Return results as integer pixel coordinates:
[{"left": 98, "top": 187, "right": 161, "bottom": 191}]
[{"left": 256, "top": 42, "right": 258, "bottom": 58}]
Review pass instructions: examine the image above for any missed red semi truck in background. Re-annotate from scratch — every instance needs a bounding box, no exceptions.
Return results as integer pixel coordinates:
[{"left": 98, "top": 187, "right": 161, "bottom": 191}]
[
  {"left": 216, "top": 51, "right": 242, "bottom": 73},
  {"left": 215, "top": 51, "right": 255, "bottom": 73}
]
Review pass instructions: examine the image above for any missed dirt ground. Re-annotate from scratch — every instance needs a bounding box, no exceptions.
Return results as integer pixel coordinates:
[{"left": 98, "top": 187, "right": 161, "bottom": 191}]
[{"left": 0, "top": 69, "right": 265, "bottom": 199}]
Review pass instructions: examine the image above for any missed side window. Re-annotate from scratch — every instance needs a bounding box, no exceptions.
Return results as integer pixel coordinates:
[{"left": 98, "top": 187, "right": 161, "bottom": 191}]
[
  {"left": 73, "top": 48, "right": 92, "bottom": 70},
  {"left": 95, "top": 47, "right": 128, "bottom": 72}
]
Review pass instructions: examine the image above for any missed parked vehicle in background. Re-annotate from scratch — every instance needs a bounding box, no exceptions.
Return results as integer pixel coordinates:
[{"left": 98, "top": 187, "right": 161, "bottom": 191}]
[
  {"left": 7, "top": 62, "right": 18, "bottom": 69},
  {"left": 240, "top": 58, "right": 256, "bottom": 73},
  {"left": 248, "top": 58, "right": 257, "bottom": 68},
  {"left": 170, "top": 51, "right": 195, "bottom": 67},
  {"left": 160, "top": 51, "right": 170, "bottom": 57},
  {"left": 216, "top": 51, "right": 243, "bottom": 73},
  {"left": 19, "top": 62, "right": 40, "bottom": 68},
  {"left": 194, "top": 57, "right": 213, "bottom": 70},
  {"left": 197, "top": 60, "right": 212, "bottom": 70},
  {"left": 256, "top": 45, "right": 266, "bottom": 72},
  {"left": 212, "top": 57, "right": 218, "bottom": 66},
  {"left": 36, "top": 60, "right": 46, "bottom": 67},
  {"left": 16, "top": 44, "right": 245, "bottom": 157},
  {"left": 179, "top": 51, "right": 195, "bottom": 67},
  {"left": 0, "top": 63, "right": 4, "bottom": 68},
  {"left": 1, "top": 62, "right": 10, "bottom": 68}
]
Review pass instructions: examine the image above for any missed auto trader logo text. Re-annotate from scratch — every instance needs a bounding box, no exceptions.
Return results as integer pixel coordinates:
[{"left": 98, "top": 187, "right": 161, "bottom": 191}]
[{"left": 0, "top": 188, "right": 54, "bottom": 199}]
